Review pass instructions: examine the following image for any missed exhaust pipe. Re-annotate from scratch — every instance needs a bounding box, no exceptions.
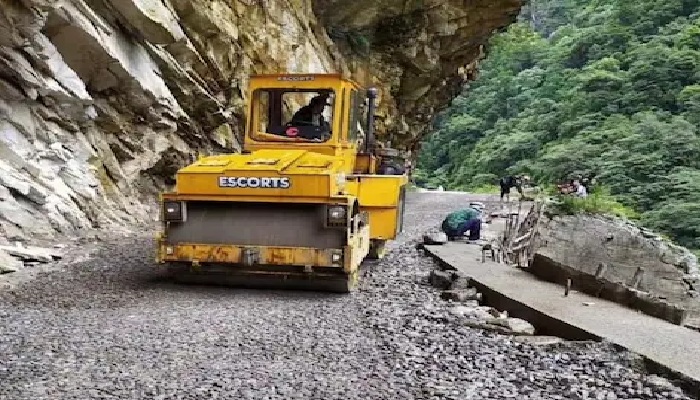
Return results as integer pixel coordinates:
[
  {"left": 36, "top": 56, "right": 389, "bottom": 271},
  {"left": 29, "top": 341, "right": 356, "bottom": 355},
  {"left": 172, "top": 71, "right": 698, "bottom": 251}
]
[{"left": 365, "top": 87, "right": 378, "bottom": 154}]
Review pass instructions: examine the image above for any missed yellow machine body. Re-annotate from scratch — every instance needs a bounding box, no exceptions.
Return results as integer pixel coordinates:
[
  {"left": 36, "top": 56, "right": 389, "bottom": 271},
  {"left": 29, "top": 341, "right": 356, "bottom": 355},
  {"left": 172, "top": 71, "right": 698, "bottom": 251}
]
[{"left": 155, "top": 73, "right": 408, "bottom": 292}]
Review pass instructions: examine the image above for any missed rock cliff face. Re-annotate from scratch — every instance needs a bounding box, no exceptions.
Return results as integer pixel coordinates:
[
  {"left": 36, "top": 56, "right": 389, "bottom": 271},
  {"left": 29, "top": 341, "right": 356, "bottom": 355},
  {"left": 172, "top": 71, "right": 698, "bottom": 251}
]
[
  {"left": 313, "top": 0, "right": 523, "bottom": 151},
  {"left": 0, "top": 0, "right": 522, "bottom": 242}
]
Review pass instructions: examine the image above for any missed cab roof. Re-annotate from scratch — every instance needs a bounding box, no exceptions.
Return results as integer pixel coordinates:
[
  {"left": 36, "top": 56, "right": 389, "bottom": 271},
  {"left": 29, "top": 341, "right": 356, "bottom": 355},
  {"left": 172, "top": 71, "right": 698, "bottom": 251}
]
[{"left": 249, "top": 73, "right": 363, "bottom": 89}]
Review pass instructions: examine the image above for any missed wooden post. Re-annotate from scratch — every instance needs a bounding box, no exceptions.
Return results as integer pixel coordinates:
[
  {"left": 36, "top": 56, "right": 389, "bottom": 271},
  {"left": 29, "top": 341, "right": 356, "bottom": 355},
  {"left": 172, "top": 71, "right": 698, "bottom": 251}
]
[
  {"left": 631, "top": 267, "right": 645, "bottom": 289},
  {"left": 594, "top": 263, "right": 608, "bottom": 298},
  {"left": 595, "top": 263, "right": 607, "bottom": 279},
  {"left": 525, "top": 201, "right": 544, "bottom": 268}
]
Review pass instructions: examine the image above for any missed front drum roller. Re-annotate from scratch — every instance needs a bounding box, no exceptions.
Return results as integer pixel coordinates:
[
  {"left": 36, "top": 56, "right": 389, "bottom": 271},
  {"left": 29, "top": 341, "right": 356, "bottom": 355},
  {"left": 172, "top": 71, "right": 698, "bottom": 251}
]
[{"left": 165, "top": 263, "right": 360, "bottom": 293}]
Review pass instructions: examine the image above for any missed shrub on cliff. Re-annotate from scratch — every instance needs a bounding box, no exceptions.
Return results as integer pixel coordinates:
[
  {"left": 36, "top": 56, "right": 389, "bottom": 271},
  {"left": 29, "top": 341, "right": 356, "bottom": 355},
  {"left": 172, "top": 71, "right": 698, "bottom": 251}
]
[{"left": 547, "top": 186, "right": 639, "bottom": 219}]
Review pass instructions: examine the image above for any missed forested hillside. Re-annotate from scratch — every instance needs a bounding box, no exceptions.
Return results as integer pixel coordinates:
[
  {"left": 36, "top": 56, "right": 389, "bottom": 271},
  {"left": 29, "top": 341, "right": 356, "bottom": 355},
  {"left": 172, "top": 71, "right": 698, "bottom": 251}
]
[{"left": 416, "top": 0, "right": 700, "bottom": 250}]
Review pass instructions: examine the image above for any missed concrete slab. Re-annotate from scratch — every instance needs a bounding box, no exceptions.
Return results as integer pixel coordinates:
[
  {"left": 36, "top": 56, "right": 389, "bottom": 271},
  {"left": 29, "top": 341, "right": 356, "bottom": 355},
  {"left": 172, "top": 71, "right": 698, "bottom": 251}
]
[{"left": 421, "top": 241, "right": 700, "bottom": 398}]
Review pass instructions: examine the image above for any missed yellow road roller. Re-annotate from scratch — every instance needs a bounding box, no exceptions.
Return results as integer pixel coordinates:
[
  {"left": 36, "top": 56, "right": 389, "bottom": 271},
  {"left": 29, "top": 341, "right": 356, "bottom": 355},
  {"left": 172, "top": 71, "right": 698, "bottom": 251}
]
[{"left": 155, "top": 73, "right": 408, "bottom": 292}]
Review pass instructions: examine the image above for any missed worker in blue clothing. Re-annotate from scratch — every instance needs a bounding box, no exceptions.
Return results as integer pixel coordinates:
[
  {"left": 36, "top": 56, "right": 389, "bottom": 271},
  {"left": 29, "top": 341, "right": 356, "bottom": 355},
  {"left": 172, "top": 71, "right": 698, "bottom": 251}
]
[{"left": 440, "top": 203, "right": 484, "bottom": 241}]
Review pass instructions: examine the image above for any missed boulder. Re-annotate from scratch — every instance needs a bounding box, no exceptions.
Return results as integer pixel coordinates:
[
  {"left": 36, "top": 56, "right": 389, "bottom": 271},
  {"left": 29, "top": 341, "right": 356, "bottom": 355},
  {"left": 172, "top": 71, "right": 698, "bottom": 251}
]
[
  {"left": 532, "top": 211, "right": 700, "bottom": 324},
  {"left": 423, "top": 232, "right": 448, "bottom": 245},
  {"left": 429, "top": 270, "right": 453, "bottom": 290},
  {"left": 449, "top": 273, "right": 472, "bottom": 290}
]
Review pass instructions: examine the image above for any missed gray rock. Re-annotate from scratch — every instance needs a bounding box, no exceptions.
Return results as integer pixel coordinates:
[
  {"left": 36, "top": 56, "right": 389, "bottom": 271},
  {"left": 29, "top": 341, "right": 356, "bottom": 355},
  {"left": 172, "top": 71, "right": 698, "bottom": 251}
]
[
  {"left": 448, "top": 305, "right": 494, "bottom": 320},
  {"left": 449, "top": 273, "right": 472, "bottom": 290},
  {"left": 462, "top": 319, "right": 514, "bottom": 334},
  {"left": 511, "top": 335, "right": 564, "bottom": 346},
  {"left": 0, "top": 171, "right": 49, "bottom": 205},
  {"left": 0, "top": 244, "right": 61, "bottom": 263},
  {"left": 108, "top": 0, "right": 187, "bottom": 45},
  {"left": 485, "top": 317, "right": 536, "bottom": 335},
  {"left": 0, "top": 249, "right": 22, "bottom": 273},
  {"left": 423, "top": 232, "right": 448, "bottom": 245},
  {"left": 429, "top": 269, "right": 453, "bottom": 290},
  {"left": 440, "top": 289, "right": 482, "bottom": 302}
]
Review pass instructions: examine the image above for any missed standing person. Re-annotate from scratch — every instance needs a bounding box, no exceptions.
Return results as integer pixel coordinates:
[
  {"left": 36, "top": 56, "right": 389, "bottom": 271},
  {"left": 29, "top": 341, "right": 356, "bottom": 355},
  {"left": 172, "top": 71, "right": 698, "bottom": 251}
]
[
  {"left": 573, "top": 179, "right": 588, "bottom": 197},
  {"left": 499, "top": 175, "right": 524, "bottom": 202},
  {"left": 581, "top": 174, "right": 596, "bottom": 193},
  {"left": 440, "top": 203, "right": 484, "bottom": 241}
]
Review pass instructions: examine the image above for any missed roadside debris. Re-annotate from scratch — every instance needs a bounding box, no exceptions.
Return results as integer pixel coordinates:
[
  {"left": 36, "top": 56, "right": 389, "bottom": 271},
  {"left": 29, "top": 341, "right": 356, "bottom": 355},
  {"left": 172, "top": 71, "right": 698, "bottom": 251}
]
[
  {"left": 440, "top": 288, "right": 482, "bottom": 302},
  {"left": 511, "top": 335, "right": 564, "bottom": 346},
  {"left": 428, "top": 265, "right": 538, "bottom": 336},
  {"left": 0, "top": 249, "right": 23, "bottom": 274},
  {"left": 0, "top": 244, "right": 63, "bottom": 274}
]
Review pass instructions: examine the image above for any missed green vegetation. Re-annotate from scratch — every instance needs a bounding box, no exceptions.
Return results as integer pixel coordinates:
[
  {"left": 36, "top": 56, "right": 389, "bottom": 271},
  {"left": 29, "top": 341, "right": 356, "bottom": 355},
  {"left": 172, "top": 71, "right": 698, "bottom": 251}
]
[
  {"left": 469, "top": 184, "right": 500, "bottom": 194},
  {"left": 416, "top": 0, "right": 700, "bottom": 250},
  {"left": 548, "top": 186, "right": 639, "bottom": 219}
]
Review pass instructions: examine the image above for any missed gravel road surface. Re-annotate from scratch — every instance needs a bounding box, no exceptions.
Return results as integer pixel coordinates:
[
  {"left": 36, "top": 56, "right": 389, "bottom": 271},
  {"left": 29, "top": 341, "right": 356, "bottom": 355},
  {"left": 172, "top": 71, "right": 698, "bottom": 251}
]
[{"left": 0, "top": 192, "right": 693, "bottom": 399}]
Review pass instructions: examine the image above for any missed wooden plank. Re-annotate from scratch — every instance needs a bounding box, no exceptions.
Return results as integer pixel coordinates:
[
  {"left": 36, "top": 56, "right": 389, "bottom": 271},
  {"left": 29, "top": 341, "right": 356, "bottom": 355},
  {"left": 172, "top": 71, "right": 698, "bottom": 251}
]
[{"left": 512, "top": 231, "right": 533, "bottom": 245}]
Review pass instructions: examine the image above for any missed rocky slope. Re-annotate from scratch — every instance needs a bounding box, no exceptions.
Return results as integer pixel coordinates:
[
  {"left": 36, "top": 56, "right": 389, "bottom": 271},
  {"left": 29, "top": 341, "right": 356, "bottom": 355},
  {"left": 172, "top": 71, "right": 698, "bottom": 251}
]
[{"left": 0, "top": 0, "right": 522, "bottom": 243}]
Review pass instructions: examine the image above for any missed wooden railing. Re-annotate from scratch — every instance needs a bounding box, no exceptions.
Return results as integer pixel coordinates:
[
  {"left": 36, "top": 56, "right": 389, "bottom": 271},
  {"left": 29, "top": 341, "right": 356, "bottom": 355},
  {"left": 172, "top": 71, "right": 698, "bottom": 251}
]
[{"left": 491, "top": 200, "right": 544, "bottom": 267}]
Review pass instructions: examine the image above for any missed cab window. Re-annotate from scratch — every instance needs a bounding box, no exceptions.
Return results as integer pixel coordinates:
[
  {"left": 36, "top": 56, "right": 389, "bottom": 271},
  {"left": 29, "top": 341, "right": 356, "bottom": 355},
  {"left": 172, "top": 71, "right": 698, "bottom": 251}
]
[
  {"left": 347, "top": 89, "right": 367, "bottom": 144},
  {"left": 250, "top": 89, "right": 336, "bottom": 143}
]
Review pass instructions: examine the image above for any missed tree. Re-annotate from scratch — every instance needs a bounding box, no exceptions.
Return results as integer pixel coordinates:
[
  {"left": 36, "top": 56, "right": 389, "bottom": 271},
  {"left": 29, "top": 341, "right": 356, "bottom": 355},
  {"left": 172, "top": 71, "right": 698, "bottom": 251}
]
[{"left": 416, "top": 0, "right": 700, "bottom": 250}]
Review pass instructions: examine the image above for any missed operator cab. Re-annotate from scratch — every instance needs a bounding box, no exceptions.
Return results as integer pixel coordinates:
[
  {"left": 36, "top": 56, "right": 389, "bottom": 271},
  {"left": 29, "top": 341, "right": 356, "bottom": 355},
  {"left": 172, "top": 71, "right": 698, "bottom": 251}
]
[
  {"left": 245, "top": 74, "right": 372, "bottom": 152},
  {"left": 252, "top": 89, "right": 337, "bottom": 142},
  {"left": 243, "top": 74, "right": 408, "bottom": 175}
]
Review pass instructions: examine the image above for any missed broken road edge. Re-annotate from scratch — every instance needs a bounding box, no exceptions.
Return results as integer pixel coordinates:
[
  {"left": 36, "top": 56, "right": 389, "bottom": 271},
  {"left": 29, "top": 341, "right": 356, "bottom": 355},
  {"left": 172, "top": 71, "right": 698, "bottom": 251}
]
[{"left": 416, "top": 242, "right": 700, "bottom": 400}]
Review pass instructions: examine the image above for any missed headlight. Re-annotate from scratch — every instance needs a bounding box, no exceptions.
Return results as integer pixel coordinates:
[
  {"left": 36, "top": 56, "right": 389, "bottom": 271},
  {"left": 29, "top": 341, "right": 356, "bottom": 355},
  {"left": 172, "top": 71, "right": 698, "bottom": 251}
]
[
  {"left": 325, "top": 205, "right": 348, "bottom": 227},
  {"left": 163, "top": 201, "right": 186, "bottom": 222},
  {"left": 330, "top": 249, "right": 343, "bottom": 266},
  {"left": 328, "top": 206, "right": 346, "bottom": 220}
]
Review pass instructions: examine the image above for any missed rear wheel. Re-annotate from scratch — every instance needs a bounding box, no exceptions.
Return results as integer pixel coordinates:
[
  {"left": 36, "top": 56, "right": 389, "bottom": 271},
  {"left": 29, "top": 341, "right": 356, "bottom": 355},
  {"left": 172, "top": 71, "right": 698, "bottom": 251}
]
[{"left": 367, "top": 239, "right": 387, "bottom": 260}]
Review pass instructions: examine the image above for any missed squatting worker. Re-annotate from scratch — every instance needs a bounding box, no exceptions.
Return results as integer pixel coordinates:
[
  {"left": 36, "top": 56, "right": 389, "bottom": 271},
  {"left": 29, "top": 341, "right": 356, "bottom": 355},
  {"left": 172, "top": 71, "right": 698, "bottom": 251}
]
[{"left": 440, "top": 203, "right": 484, "bottom": 241}]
